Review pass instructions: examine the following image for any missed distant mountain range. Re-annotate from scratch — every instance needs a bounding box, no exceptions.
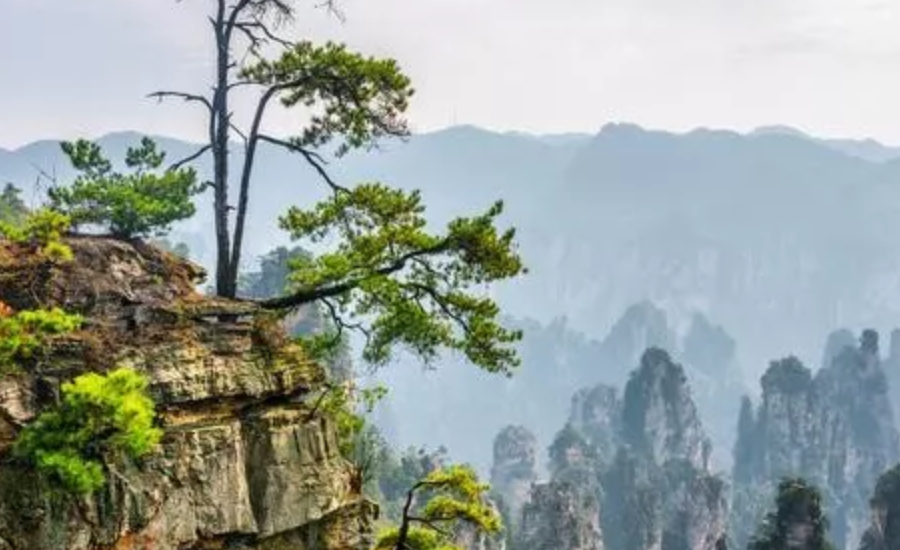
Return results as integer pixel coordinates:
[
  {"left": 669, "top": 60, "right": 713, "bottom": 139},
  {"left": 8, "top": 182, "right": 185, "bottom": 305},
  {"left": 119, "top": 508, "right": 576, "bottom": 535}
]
[{"left": 4, "top": 122, "right": 900, "bottom": 429}]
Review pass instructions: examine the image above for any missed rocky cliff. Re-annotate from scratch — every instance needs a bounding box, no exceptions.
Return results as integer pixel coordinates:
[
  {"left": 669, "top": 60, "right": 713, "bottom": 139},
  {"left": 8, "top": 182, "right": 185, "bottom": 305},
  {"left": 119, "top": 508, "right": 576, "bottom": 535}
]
[
  {"left": 602, "top": 349, "right": 726, "bottom": 550},
  {"left": 518, "top": 481, "right": 604, "bottom": 550},
  {"left": 511, "top": 347, "right": 727, "bottom": 550},
  {"left": 859, "top": 464, "right": 900, "bottom": 550},
  {"left": 490, "top": 425, "right": 538, "bottom": 535},
  {"left": 731, "top": 330, "right": 899, "bottom": 550},
  {"left": 0, "top": 237, "right": 373, "bottom": 550}
]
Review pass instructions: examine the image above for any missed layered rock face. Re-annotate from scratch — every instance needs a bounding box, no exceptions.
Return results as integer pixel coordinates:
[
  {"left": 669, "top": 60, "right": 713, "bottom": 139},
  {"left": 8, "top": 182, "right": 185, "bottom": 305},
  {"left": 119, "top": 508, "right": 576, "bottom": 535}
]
[
  {"left": 489, "top": 425, "right": 538, "bottom": 533},
  {"left": 567, "top": 384, "right": 621, "bottom": 469},
  {"left": 0, "top": 237, "right": 372, "bottom": 550},
  {"left": 603, "top": 349, "right": 725, "bottom": 550},
  {"left": 620, "top": 348, "right": 712, "bottom": 472},
  {"left": 731, "top": 331, "right": 899, "bottom": 550},
  {"left": 859, "top": 464, "right": 900, "bottom": 550},
  {"left": 512, "top": 348, "right": 727, "bottom": 550},
  {"left": 518, "top": 481, "right": 604, "bottom": 550}
]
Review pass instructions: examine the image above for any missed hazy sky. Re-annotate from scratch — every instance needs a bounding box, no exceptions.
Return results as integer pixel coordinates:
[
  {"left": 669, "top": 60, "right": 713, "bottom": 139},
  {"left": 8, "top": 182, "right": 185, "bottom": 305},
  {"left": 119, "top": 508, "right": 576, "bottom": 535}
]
[{"left": 2, "top": 0, "right": 900, "bottom": 148}]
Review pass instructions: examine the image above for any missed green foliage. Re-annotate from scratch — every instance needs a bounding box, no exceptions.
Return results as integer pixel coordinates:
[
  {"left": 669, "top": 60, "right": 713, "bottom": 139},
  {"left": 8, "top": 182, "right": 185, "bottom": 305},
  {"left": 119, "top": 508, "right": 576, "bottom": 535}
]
[
  {"left": 318, "top": 381, "right": 388, "bottom": 459},
  {"left": 241, "top": 41, "right": 413, "bottom": 157},
  {"left": 374, "top": 464, "right": 502, "bottom": 550},
  {"left": 748, "top": 478, "right": 835, "bottom": 550},
  {"left": 0, "top": 183, "right": 27, "bottom": 225},
  {"left": 15, "top": 367, "right": 163, "bottom": 494},
  {"left": 279, "top": 183, "right": 525, "bottom": 374},
  {"left": 0, "top": 208, "right": 74, "bottom": 263},
  {"left": 0, "top": 308, "right": 83, "bottom": 373},
  {"left": 374, "top": 446, "right": 449, "bottom": 522},
  {"left": 240, "top": 245, "right": 355, "bottom": 380},
  {"left": 48, "top": 137, "right": 200, "bottom": 238}
]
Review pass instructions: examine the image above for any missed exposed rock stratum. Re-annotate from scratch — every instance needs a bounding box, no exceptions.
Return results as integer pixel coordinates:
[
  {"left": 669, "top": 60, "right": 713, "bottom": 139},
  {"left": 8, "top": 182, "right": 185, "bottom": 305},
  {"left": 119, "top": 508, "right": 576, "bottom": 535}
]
[{"left": 0, "top": 237, "right": 373, "bottom": 550}]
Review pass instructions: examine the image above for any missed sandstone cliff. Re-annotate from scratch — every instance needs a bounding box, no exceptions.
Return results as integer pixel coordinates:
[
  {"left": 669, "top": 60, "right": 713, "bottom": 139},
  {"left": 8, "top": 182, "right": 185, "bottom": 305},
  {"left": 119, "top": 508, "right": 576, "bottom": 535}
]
[
  {"left": 510, "top": 348, "right": 727, "bottom": 550},
  {"left": 0, "top": 237, "right": 373, "bottom": 550},
  {"left": 602, "top": 349, "right": 726, "bottom": 550},
  {"left": 518, "top": 481, "right": 603, "bottom": 550},
  {"left": 859, "top": 464, "right": 900, "bottom": 550},
  {"left": 489, "top": 425, "right": 538, "bottom": 535},
  {"left": 731, "top": 330, "right": 899, "bottom": 550}
]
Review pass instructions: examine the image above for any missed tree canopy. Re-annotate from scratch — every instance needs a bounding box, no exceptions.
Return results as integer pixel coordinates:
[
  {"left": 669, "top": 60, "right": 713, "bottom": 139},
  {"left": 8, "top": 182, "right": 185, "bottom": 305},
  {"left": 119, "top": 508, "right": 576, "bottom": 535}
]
[
  {"left": 374, "top": 464, "right": 502, "bottom": 550},
  {"left": 144, "top": 0, "right": 527, "bottom": 374},
  {"left": 151, "top": 2, "right": 416, "bottom": 298},
  {"left": 0, "top": 184, "right": 27, "bottom": 225},
  {"left": 47, "top": 137, "right": 199, "bottom": 239},
  {"left": 14, "top": 367, "right": 162, "bottom": 494},
  {"left": 748, "top": 478, "right": 835, "bottom": 550}
]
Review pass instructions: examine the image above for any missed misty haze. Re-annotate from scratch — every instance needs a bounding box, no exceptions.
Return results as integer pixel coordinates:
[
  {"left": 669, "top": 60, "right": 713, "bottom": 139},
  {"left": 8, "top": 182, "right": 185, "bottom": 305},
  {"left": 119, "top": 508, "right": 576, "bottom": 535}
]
[{"left": 1, "top": 2, "right": 900, "bottom": 550}]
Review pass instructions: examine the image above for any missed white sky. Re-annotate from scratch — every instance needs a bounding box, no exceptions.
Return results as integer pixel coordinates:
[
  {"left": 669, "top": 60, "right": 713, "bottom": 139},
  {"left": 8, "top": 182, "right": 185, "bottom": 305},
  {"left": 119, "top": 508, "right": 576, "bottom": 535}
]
[{"left": 2, "top": 0, "right": 900, "bottom": 148}]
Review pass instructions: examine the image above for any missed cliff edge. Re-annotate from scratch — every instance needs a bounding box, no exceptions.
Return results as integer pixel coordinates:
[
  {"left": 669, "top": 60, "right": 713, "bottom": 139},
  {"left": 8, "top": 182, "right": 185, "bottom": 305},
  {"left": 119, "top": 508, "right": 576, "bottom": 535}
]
[{"left": 0, "top": 236, "right": 373, "bottom": 550}]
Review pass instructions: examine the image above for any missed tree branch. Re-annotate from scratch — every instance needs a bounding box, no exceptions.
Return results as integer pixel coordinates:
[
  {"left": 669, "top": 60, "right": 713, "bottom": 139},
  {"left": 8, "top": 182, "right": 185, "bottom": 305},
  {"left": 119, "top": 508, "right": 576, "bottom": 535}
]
[
  {"left": 404, "top": 281, "right": 472, "bottom": 335},
  {"left": 233, "top": 20, "right": 265, "bottom": 52},
  {"left": 147, "top": 91, "right": 213, "bottom": 111},
  {"left": 228, "top": 85, "right": 282, "bottom": 287},
  {"left": 257, "top": 242, "right": 450, "bottom": 310},
  {"left": 258, "top": 134, "right": 348, "bottom": 193},
  {"left": 230, "top": 120, "right": 249, "bottom": 145},
  {"left": 168, "top": 144, "right": 212, "bottom": 172},
  {"left": 315, "top": 0, "right": 346, "bottom": 22},
  {"left": 407, "top": 516, "right": 453, "bottom": 537},
  {"left": 234, "top": 16, "right": 293, "bottom": 49}
]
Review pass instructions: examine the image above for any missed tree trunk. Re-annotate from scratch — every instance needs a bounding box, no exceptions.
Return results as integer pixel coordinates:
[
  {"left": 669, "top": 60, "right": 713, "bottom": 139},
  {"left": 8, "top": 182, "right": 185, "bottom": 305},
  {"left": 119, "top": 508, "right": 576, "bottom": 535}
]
[{"left": 212, "top": 3, "right": 234, "bottom": 298}]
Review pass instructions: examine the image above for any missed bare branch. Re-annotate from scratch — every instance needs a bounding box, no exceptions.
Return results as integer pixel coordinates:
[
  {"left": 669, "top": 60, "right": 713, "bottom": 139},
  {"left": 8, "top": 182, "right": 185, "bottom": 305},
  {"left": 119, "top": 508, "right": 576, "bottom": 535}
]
[
  {"left": 247, "top": 0, "right": 295, "bottom": 23},
  {"left": 226, "top": 80, "right": 260, "bottom": 92},
  {"left": 233, "top": 20, "right": 265, "bottom": 52},
  {"left": 234, "top": 16, "right": 293, "bottom": 49},
  {"left": 229, "top": 120, "right": 249, "bottom": 145},
  {"left": 147, "top": 91, "right": 213, "bottom": 111},
  {"left": 258, "top": 134, "right": 348, "bottom": 193},
  {"left": 168, "top": 144, "right": 212, "bottom": 171},
  {"left": 315, "top": 0, "right": 346, "bottom": 22}
]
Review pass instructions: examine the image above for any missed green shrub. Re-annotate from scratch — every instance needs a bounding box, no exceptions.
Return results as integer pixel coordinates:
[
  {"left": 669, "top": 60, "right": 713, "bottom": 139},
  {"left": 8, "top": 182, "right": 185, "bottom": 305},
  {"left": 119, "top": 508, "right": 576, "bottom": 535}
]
[
  {"left": 0, "top": 308, "right": 83, "bottom": 373},
  {"left": 48, "top": 137, "right": 200, "bottom": 239},
  {"left": 748, "top": 477, "right": 835, "bottom": 550},
  {"left": 0, "top": 184, "right": 27, "bottom": 225},
  {"left": 373, "top": 464, "right": 502, "bottom": 550},
  {"left": 0, "top": 208, "right": 74, "bottom": 263},
  {"left": 14, "top": 367, "right": 163, "bottom": 494}
]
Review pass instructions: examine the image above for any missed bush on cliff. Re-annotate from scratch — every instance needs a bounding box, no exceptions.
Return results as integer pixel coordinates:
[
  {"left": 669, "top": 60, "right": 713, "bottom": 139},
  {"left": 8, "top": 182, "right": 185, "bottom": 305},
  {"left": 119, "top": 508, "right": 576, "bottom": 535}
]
[
  {"left": 374, "top": 464, "right": 502, "bottom": 550},
  {"left": 15, "top": 367, "right": 163, "bottom": 494},
  {"left": 48, "top": 137, "right": 200, "bottom": 239},
  {"left": 0, "top": 308, "right": 82, "bottom": 374}
]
